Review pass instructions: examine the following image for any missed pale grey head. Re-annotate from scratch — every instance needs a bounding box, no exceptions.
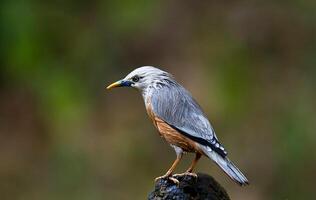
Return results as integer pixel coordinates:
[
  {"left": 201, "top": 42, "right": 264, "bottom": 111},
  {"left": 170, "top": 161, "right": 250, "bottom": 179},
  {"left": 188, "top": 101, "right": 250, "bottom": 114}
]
[{"left": 107, "top": 66, "right": 175, "bottom": 94}]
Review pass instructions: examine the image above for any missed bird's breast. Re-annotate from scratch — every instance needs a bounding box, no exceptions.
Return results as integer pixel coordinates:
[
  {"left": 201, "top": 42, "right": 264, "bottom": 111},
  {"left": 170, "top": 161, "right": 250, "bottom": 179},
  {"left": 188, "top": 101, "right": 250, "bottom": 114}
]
[{"left": 145, "top": 97, "right": 160, "bottom": 132}]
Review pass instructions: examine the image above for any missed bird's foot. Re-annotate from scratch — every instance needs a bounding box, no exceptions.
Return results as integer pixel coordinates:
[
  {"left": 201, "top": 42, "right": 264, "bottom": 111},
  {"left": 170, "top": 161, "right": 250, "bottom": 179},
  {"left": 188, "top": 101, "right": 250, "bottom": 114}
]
[
  {"left": 173, "top": 171, "right": 198, "bottom": 178},
  {"left": 155, "top": 175, "right": 179, "bottom": 185}
]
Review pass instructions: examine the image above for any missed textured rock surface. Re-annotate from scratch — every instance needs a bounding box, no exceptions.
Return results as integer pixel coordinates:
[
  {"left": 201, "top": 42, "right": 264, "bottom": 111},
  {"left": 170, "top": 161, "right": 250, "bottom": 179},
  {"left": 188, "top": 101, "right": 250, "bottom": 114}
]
[{"left": 148, "top": 173, "right": 230, "bottom": 200}]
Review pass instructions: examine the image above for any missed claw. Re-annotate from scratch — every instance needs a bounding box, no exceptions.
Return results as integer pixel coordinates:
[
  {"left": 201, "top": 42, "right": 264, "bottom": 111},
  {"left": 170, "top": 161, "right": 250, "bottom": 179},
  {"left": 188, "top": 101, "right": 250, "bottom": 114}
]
[
  {"left": 168, "top": 177, "right": 180, "bottom": 184},
  {"left": 155, "top": 175, "right": 179, "bottom": 185},
  {"left": 154, "top": 175, "right": 166, "bottom": 182},
  {"left": 173, "top": 172, "right": 198, "bottom": 178}
]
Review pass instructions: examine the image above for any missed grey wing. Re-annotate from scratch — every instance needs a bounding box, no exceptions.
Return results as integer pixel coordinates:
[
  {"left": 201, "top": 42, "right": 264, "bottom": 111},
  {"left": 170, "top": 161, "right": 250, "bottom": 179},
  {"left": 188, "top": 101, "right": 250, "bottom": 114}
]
[{"left": 151, "top": 84, "right": 227, "bottom": 157}]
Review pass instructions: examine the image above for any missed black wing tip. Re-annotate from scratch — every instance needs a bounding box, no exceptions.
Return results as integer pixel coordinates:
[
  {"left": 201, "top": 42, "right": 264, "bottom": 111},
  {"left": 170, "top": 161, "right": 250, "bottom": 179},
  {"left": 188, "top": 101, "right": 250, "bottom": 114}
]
[
  {"left": 168, "top": 124, "right": 228, "bottom": 157},
  {"left": 238, "top": 180, "right": 250, "bottom": 186}
]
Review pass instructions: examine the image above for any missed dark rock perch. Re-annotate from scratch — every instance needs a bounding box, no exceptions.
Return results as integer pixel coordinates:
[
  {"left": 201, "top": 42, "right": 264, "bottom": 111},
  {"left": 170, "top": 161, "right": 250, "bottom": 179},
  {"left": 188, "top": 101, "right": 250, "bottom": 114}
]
[{"left": 148, "top": 173, "right": 230, "bottom": 200}]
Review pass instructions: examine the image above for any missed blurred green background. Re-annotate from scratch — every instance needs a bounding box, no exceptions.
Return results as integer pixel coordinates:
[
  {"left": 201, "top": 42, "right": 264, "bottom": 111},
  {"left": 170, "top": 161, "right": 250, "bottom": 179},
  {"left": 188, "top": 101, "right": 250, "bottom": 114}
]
[{"left": 1, "top": 0, "right": 316, "bottom": 199}]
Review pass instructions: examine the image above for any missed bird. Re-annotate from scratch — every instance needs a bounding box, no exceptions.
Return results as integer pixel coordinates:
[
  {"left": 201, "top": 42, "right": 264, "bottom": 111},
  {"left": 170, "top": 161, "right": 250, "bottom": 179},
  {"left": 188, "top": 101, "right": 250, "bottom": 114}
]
[{"left": 106, "top": 66, "right": 249, "bottom": 186}]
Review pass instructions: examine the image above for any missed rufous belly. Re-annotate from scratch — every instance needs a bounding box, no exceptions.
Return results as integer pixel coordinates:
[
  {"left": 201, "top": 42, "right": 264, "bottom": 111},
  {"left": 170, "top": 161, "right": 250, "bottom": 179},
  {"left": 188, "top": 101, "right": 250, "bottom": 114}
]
[{"left": 145, "top": 101, "right": 201, "bottom": 153}]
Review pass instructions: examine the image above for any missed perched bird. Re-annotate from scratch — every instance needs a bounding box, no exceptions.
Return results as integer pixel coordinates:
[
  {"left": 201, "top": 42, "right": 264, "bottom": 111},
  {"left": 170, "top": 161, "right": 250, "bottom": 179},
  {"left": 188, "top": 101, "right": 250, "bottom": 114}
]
[{"left": 107, "top": 66, "right": 249, "bottom": 185}]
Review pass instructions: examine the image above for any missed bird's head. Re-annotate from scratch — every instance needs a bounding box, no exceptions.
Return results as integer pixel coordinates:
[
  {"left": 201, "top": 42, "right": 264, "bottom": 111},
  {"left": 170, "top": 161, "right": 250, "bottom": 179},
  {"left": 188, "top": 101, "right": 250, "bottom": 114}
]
[{"left": 106, "top": 66, "right": 174, "bottom": 92}]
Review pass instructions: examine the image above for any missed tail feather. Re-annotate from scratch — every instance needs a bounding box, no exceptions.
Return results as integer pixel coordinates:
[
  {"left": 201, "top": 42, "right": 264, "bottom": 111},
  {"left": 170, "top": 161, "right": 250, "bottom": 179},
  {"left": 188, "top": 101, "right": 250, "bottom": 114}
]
[{"left": 202, "top": 146, "right": 249, "bottom": 186}]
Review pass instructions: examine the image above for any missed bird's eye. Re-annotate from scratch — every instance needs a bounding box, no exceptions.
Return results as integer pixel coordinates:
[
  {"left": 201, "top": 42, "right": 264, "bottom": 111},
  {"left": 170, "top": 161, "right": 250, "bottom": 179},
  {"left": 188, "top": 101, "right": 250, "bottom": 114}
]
[{"left": 132, "top": 76, "right": 140, "bottom": 82}]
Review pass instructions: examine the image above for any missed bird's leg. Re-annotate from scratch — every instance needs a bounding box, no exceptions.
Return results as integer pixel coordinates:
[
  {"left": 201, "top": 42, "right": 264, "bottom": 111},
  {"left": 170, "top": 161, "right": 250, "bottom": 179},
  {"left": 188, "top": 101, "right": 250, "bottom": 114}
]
[
  {"left": 155, "top": 154, "right": 182, "bottom": 184},
  {"left": 173, "top": 153, "right": 201, "bottom": 178},
  {"left": 155, "top": 146, "right": 183, "bottom": 184},
  {"left": 186, "top": 153, "right": 202, "bottom": 173}
]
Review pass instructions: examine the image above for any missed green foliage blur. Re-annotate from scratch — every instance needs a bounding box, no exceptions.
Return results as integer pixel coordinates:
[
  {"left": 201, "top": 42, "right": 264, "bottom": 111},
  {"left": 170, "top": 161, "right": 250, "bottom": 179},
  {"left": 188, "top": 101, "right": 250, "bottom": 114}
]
[{"left": 1, "top": 1, "right": 316, "bottom": 199}]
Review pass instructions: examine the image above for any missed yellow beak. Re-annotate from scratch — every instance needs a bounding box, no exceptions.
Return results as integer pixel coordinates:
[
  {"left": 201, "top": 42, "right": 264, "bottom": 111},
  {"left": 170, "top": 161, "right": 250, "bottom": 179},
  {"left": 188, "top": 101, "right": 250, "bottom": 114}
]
[{"left": 106, "top": 81, "right": 122, "bottom": 90}]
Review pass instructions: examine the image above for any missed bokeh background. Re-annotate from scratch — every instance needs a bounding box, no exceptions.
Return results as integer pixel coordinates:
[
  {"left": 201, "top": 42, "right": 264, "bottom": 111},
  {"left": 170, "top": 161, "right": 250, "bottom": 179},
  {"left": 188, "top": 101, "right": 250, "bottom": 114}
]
[{"left": 1, "top": 0, "right": 316, "bottom": 199}]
